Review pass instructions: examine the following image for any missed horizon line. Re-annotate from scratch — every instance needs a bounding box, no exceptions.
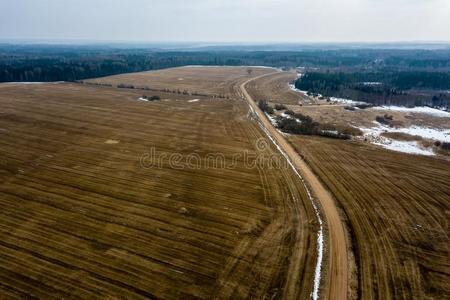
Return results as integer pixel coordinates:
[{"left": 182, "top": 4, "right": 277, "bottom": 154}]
[{"left": 1, "top": 39, "right": 450, "bottom": 46}]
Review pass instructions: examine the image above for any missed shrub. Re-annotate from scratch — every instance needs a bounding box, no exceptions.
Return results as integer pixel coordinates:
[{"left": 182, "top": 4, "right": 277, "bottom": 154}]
[
  {"left": 355, "top": 103, "right": 373, "bottom": 109},
  {"left": 376, "top": 115, "right": 393, "bottom": 125},
  {"left": 284, "top": 109, "right": 295, "bottom": 115},
  {"left": 117, "top": 83, "right": 135, "bottom": 89},
  {"left": 293, "top": 112, "right": 313, "bottom": 124},
  {"left": 258, "top": 100, "right": 274, "bottom": 114},
  {"left": 277, "top": 115, "right": 319, "bottom": 135},
  {"left": 442, "top": 142, "right": 450, "bottom": 150},
  {"left": 276, "top": 112, "right": 352, "bottom": 140},
  {"left": 319, "top": 130, "right": 352, "bottom": 140},
  {"left": 274, "top": 104, "right": 287, "bottom": 110},
  {"left": 384, "top": 114, "right": 394, "bottom": 120}
]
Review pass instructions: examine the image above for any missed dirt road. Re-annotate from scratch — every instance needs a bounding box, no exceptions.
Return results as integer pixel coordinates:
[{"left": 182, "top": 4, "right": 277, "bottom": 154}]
[{"left": 240, "top": 73, "right": 349, "bottom": 300}]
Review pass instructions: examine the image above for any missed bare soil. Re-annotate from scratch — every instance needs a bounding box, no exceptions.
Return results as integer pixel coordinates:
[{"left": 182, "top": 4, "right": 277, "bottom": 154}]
[
  {"left": 290, "top": 136, "right": 450, "bottom": 299},
  {"left": 0, "top": 69, "right": 318, "bottom": 299},
  {"left": 86, "top": 66, "right": 274, "bottom": 98}
]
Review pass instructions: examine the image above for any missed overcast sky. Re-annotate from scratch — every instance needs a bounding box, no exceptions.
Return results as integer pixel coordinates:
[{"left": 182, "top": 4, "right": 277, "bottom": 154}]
[{"left": 1, "top": 0, "right": 449, "bottom": 43}]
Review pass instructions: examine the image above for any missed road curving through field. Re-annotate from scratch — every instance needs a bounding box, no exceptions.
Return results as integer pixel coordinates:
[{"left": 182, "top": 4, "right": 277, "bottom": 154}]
[{"left": 240, "top": 72, "right": 349, "bottom": 300}]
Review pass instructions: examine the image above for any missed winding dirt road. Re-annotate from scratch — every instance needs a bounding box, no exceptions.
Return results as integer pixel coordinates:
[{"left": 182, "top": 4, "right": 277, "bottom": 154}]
[{"left": 240, "top": 72, "right": 349, "bottom": 300}]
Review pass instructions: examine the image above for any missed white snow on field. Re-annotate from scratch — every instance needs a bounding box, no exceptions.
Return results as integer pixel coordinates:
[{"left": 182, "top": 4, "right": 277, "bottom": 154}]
[
  {"left": 374, "top": 140, "right": 435, "bottom": 156},
  {"left": 322, "top": 130, "right": 339, "bottom": 135},
  {"left": 289, "top": 72, "right": 310, "bottom": 95},
  {"left": 363, "top": 122, "right": 450, "bottom": 142},
  {"left": 281, "top": 112, "right": 301, "bottom": 123},
  {"left": 264, "top": 112, "right": 278, "bottom": 126},
  {"left": 355, "top": 122, "right": 450, "bottom": 156},
  {"left": 11, "top": 82, "right": 45, "bottom": 85},
  {"left": 188, "top": 99, "right": 200, "bottom": 103},
  {"left": 2, "top": 81, "right": 64, "bottom": 85},
  {"left": 330, "top": 97, "right": 367, "bottom": 105},
  {"left": 138, "top": 97, "right": 148, "bottom": 101},
  {"left": 394, "top": 126, "right": 450, "bottom": 142},
  {"left": 289, "top": 83, "right": 309, "bottom": 96},
  {"left": 373, "top": 106, "right": 450, "bottom": 118},
  {"left": 248, "top": 65, "right": 280, "bottom": 70}
]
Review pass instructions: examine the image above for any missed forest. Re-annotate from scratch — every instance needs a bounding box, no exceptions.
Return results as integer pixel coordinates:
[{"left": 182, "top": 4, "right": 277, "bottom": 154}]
[
  {"left": 2, "top": 44, "right": 450, "bottom": 108},
  {"left": 295, "top": 71, "right": 450, "bottom": 107},
  {"left": 2, "top": 44, "right": 450, "bottom": 83}
]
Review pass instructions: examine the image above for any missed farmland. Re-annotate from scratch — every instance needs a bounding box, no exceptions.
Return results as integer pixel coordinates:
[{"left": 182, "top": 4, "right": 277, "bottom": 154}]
[
  {"left": 245, "top": 70, "right": 450, "bottom": 299},
  {"left": 290, "top": 136, "right": 450, "bottom": 299},
  {"left": 85, "top": 66, "right": 273, "bottom": 98},
  {"left": 0, "top": 68, "right": 320, "bottom": 299},
  {"left": 1, "top": 64, "right": 448, "bottom": 299},
  {"left": 245, "top": 72, "right": 305, "bottom": 105}
]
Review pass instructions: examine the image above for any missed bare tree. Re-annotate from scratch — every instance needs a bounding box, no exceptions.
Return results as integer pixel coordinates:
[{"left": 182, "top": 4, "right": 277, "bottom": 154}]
[{"left": 247, "top": 68, "right": 253, "bottom": 76}]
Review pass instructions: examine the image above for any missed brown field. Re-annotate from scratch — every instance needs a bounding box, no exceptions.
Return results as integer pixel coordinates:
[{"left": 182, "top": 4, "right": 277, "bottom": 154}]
[
  {"left": 0, "top": 73, "right": 320, "bottom": 299},
  {"left": 2, "top": 66, "right": 448, "bottom": 299},
  {"left": 85, "top": 66, "right": 274, "bottom": 98},
  {"left": 245, "top": 72, "right": 306, "bottom": 105},
  {"left": 381, "top": 132, "right": 423, "bottom": 142},
  {"left": 246, "top": 70, "right": 450, "bottom": 299},
  {"left": 290, "top": 136, "right": 450, "bottom": 299}
]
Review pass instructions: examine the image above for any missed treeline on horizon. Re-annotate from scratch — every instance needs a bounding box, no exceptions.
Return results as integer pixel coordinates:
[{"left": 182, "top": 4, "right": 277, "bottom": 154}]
[{"left": 2, "top": 45, "right": 450, "bottom": 83}]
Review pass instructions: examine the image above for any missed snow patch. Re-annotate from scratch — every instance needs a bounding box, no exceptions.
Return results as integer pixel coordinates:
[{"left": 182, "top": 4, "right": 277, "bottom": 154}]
[
  {"left": 374, "top": 140, "right": 435, "bottom": 156},
  {"left": 322, "top": 130, "right": 339, "bottom": 135},
  {"left": 188, "top": 99, "right": 200, "bottom": 103},
  {"left": 281, "top": 112, "right": 301, "bottom": 123},
  {"left": 373, "top": 106, "right": 450, "bottom": 118},
  {"left": 356, "top": 123, "right": 445, "bottom": 156},
  {"left": 362, "top": 82, "right": 382, "bottom": 86},
  {"left": 2, "top": 81, "right": 64, "bottom": 85},
  {"left": 289, "top": 83, "right": 309, "bottom": 96},
  {"left": 394, "top": 126, "right": 450, "bottom": 142},
  {"left": 264, "top": 112, "right": 278, "bottom": 126},
  {"left": 330, "top": 97, "right": 367, "bottom": 105}
]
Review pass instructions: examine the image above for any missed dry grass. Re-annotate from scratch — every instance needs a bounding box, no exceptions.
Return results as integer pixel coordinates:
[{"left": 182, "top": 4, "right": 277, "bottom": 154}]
[
  {"left": 0, "top": 78, "right": 318, "bottom": 299},
  {"left": 381, "top": 132, "right": 423, "bottom": 142},
  {"left": 85, "top": 66, "right": 274, "bottom": 98},
  {"left": 245, "top": 71, "right": 306, "bottom": 105},
  {"left": 290, "top": 136, "right": 450, "bottom": 299}
]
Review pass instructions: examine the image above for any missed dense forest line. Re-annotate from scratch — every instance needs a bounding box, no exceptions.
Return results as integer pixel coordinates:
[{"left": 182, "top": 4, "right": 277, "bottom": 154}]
[
  {"left": 295, "top": 71, "right": 450, "bottom": 108},
  {"left": 2, "top": 44, "right": 450, "bottom": 108},
  {"left": 2, "top": 44, "right": 450, "bottom": 82},
  {"left": 296, "top": 71, "right": 450, "bottom": 90}
]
